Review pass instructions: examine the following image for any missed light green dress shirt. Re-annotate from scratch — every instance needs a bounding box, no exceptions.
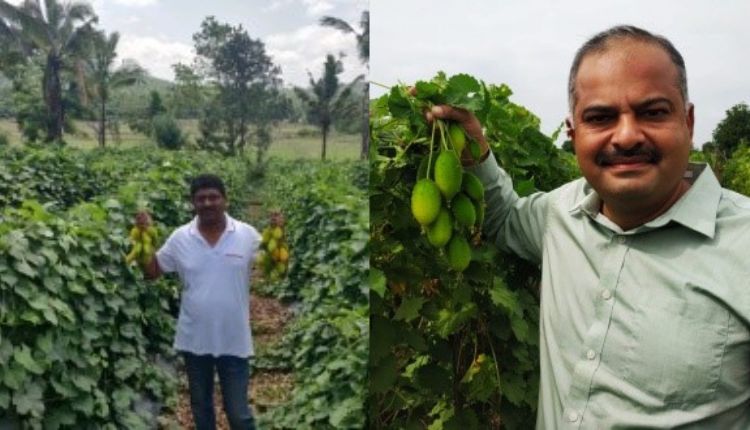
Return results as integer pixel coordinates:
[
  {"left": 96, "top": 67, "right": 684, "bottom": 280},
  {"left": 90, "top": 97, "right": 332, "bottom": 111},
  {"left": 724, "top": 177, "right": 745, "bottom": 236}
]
[{"left": 471, "top": 155, "right": 750, "bottom": 429}]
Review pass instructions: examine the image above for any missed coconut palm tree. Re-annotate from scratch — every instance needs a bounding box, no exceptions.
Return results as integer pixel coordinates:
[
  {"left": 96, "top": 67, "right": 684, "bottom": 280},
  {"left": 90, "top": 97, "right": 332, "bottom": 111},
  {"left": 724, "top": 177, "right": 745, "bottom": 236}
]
[
  {"left": 320, "top": 11, "right": 369, "bottom": 65},
  {"left": 295, "top": 54, "right": 360, "bottom": 160},
  {"left": 83, "top": 30, "right": 144, "bottom": 147},
  {"left": 320, "top": 10, "right": 369, "bottom": 159},
  {"left": 0, "top": 0, "right": 97, "bottom": 143}
]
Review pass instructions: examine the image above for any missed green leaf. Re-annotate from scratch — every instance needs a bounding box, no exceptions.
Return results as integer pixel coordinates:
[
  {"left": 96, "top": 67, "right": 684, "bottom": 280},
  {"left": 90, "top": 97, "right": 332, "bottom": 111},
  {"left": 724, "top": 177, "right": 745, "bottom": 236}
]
[
  {"left": 499, "top": 371, "right": 527, "bottom": 406},
  {"left": 394, "top": 296, "right": 425, "bottom": 322},
  {"left": 71, "top": 374, "right": 96, "bottom": 393},
  {"left": 13, "top": 260, "right": 36, "bottom": 278},
  {"left": 414, "top": 80, "right": 441, "bottom": 100},
  {"left": 388, "top": 86, "right": 412, "bottom": 119},
  {"left": 0, "top": 389, "right": 8, "bottom": 409},
  {"left": 51, "top": 378, "right": 77, "bottom": 398},
  {"left": 328, "top": 397, "right": 358, "bottom": 427},
  {"left": 433, "top": 303, "right": 478, "bottom": 338},
  {"left": 489, "top": 277, "right": 519, "bottom": 315},
  {"left": 12, "top": 382, "right": 44, "bottom": 417},
  {"left": 13, "top": 345, "right": 44, "bottom": 375},
  {"left": 416, "top": 363, "right": 452, "bottom": 396},
  {"left": 0, "top": 273, "right": 18, "bottom": 286},
  {"left": 370, "top": 316, "right": 396, "bottom": 363},
  {"left": 444, "top": 409, "right": 479, "bottom": 430},
  {"left": 515, "top": 178, "right": 537, "bottom": 197},
  {"left": 370, "top": 268, "right": 386, "bottom": 298},
  {"left": 444, "top": 74, "right": 483, "bottom": 111},
  {"left": 370, "top": 354, "right": 398, "bottom": 394},
  {"left": 2, "top": 365, "right": 25, "bottom": 390},
  {"left": 511, "top": 315, "right": 530, "bottom": 342}
]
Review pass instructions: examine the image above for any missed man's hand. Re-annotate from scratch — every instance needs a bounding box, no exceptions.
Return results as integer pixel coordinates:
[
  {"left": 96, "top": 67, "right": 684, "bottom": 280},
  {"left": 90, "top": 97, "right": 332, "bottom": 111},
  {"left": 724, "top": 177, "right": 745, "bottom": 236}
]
[
  {"left": 131, "top": 210, "right": 162, "bottom": 280},
  {"left": 135, "top": 210, "right": 152, "bottom": 228},
  {"left": 409, "top": 87, "right": 491, "bottom": 165}
]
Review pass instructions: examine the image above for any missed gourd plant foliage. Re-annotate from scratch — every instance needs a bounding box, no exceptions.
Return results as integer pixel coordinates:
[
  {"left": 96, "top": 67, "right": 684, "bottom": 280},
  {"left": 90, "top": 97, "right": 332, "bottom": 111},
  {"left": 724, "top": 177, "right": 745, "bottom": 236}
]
[
  {"left": 722, "top": 143, "right": 750, "bottom": 197},
  {"left": 0, "top": 146, "right": 261, "bottom": 428},
  {"left": 0, "top": 199, "right": 177, "bottom": 429},
  {"left": 369, "top": 73, "right": 579, "bottom": 429},
  {"left": 0, "top": 148, "right": 109, "bottom": 212},
  {"left": 257, "top": 160, "right": 369, "bottom": 430}
]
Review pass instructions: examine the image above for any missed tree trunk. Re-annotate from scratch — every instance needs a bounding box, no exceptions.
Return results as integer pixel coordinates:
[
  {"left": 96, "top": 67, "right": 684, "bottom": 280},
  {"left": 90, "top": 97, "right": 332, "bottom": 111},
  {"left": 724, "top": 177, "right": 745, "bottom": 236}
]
[
  {"left": 322, "top": 122, "right": 329, "bottom": 160},
  {"left": 361, "top": 83, "right": 369, "bottom": 159},
  {"left": 43, "top": 54, "right": 64, "bottom": 143},
  {"left": 99, "top": 98, "right": 106, "bottom": 147}
]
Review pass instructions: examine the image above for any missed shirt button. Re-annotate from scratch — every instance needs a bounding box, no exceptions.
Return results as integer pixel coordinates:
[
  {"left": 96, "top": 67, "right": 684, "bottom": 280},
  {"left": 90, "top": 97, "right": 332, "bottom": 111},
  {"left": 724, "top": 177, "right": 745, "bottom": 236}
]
[
  {"left": 601, "top": 290, "right": 612, "bottom": 300},
  {"left": 586, "top": 349, "right": 596, "bottom": 360},
  {"left": 567, "top": 411, "right": 579, "bottom": 422},
  {"left": 615, "top": 236, "right": 627, "bottom": 244}
]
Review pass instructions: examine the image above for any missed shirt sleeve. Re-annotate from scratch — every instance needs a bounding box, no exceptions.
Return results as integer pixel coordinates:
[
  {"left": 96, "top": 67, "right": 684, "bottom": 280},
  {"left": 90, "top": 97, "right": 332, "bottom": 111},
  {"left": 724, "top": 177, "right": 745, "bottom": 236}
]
[
  {"left": 248, "top": 226, "right": 261, "bottom": 261},
  {"left": 156, "top": 232, "right": 178, "bottom": 273},
  {"left": 468, "top": 153, "right": 551, "bottom": 265}
]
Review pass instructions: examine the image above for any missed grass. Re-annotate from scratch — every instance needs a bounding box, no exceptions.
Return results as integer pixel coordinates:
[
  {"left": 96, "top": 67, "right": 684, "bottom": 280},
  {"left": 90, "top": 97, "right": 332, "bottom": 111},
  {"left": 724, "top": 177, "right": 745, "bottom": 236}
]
[{"left": 0, "top": 119, "right": 362, "bottom": 160}]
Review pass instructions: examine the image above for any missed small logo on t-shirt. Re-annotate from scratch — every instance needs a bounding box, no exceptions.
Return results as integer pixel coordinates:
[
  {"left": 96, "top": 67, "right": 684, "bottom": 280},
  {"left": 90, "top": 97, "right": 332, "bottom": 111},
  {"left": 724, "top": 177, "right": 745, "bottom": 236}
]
[{"left": 224, "top": 253, "right": 244, "bottom": 259}]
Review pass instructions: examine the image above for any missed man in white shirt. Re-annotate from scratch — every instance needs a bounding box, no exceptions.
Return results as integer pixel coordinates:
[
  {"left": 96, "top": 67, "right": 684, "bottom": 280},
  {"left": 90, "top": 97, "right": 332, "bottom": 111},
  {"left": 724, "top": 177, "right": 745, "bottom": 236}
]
[{"left": 138, "top": 174, "right": 260, "bottom": 430}]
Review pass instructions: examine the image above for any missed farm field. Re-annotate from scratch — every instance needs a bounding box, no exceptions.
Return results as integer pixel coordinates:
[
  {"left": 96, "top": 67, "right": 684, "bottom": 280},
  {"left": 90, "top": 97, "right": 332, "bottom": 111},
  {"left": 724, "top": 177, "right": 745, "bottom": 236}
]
[
  {"left": 0, "top": 144, "right": 367, "bottom": 429},
  {"left": 0, "top": 119, "right": 361, "bottom": 160}
]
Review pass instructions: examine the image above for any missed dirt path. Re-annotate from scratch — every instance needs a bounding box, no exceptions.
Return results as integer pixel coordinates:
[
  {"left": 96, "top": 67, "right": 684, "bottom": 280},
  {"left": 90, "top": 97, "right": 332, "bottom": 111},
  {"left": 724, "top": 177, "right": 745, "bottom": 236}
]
[{"left": 167, "top": 293, "right": 294, "bottom": 429}]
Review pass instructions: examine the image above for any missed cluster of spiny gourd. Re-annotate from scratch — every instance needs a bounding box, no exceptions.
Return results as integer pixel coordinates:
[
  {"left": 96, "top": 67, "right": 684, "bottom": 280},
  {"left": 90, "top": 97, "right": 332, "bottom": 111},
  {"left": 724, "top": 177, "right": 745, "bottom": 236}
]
[
  {"left": 125, "top": 224, "right": 159, "bottom": 265},
  {"left": 256, "top": 212, "right": 290, "bottom": 280},
  {"left": 410, "top": 122, "right": 485, "bottom": 272}
]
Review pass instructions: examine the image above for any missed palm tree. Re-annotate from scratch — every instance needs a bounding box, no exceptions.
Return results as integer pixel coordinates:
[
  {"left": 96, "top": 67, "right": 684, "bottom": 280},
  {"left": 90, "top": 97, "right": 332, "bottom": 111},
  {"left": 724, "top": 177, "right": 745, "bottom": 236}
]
[
  {"left": 83, "top": 30, "right": 144, "bottom": 147},
  {"left": 320, "top": 11, "right": 369, "bottom": 64},
  {"left": 295, "top": 54, "right": 359, "bottom": 160},
  {"left": 0, "top": 0, "right": 97, "bottom": 143},
  {"left": 320, "top": 10, "right": 369, "bottom": 159}
]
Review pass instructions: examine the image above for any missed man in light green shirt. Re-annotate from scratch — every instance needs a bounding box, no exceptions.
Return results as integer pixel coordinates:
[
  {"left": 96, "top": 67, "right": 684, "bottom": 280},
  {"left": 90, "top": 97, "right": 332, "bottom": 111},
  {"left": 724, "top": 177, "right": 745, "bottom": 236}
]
[{"left": 429, "top": 26, "right": 750, "bottom": 428}]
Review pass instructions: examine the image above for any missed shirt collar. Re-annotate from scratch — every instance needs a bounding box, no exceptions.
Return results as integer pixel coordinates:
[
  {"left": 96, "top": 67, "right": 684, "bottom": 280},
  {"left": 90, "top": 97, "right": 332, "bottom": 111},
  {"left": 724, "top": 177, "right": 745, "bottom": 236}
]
[
  {"left": 188, "top": 212, "right": 235, "bottom": 236},
  {"left": 569, "top": 163, "right": 721, "bottom": 238}
]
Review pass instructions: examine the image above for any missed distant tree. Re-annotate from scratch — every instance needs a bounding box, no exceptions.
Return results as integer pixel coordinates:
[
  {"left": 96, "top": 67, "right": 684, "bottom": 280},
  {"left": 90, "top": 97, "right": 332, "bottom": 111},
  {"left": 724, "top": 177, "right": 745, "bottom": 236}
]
[
  {"left": 192, "top": 16, "right": 286, "bottom": 157},
  {"left": 713, "top": 102, "right": 750, "bottom": 160},
  {"left": 152, "top": 113, "right": 185, "bottom": 150},
  {"left": 83, "top": 30, "right": 144, "bottom": 147},
  {"left": 320, "top": 10, "right": 369, "bottom": 159},
  {"left": 11, "top": 57, "right": 47, "bottom": 142},
  {"left": 128, "top": 89, "right": 167, "bottom": 137},
  {"left": 320, "top": 11, "right": 369, "bottom": 64},
  {"left": 147, "top": 90, "right": 166, "bottom": 118},
  {"left": 295, "top": 54, "right": 358, "bottom": 160},
  {"left": 170, "top": 63, "right": 205, "bottom": 118},
  {"left": 0, "top": 0, "right": 98, "bottom": 143},
  {"left": 561, "top": 139, "right": 575, "bottom": 154}
]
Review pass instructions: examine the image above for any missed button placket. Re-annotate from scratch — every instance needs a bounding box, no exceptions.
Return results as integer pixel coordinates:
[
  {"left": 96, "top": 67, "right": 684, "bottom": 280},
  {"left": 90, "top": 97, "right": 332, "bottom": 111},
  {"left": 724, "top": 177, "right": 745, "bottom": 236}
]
[
  {"left": 567, "top": 410, "right": 579, "bottom": 422},
  {"left": 564, "top": 239, "right": 629, "bottom": 427}
]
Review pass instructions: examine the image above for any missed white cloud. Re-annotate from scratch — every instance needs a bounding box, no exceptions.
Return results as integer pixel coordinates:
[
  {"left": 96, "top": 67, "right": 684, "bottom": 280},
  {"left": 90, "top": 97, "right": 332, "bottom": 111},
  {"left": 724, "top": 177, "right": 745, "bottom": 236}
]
[
  {"left": 112, "top": 0, "right": 158, "bottom": 6},
  {"left": 264, "top": 0, "right": 294, "bottom": 12},
  {"left": 302, "top": 0, "right": 334, "bottom": 15},
  {"left": 266, "top": 24, "right": 366, "bottom": 87},
  {"left": 117, "top": 35, "right": 194, "bottom": 81},
  {"left": 266, "top": 0, "right": 363, "bottom": 16}
]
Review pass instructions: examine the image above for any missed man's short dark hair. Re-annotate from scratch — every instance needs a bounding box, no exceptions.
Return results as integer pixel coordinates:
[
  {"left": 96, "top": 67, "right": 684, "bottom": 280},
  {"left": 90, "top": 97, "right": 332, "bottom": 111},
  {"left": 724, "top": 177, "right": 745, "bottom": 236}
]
[
  {"left": 568, "top": 25, "right": 688, "bottom": 113},
  {"left": 190, "top": 174, "right": 226, "bottom": 198}
]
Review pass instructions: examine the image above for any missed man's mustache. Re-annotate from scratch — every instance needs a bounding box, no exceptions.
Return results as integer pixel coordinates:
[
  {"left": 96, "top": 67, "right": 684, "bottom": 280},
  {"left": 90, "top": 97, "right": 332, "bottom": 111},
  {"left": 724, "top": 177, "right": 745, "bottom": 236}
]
[{"left": 596, "top": 145, "right": 662, "bottom": 166}]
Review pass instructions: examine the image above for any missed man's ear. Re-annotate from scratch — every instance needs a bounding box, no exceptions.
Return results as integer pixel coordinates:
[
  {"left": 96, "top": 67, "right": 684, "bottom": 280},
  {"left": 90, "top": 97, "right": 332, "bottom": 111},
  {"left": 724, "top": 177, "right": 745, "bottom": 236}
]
[
  {"left": 686, "top": 102, "right": 695, "bottom": 141},
  {"left": 565, "top": 116, "right": 575, "bottom": 140}
]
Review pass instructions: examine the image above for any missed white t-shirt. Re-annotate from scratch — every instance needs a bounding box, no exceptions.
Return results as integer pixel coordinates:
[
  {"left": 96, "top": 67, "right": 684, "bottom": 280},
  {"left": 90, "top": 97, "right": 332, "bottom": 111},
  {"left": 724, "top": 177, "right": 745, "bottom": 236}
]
[{"left": 156, "top": 213, "right": 260, "bottom": 357}]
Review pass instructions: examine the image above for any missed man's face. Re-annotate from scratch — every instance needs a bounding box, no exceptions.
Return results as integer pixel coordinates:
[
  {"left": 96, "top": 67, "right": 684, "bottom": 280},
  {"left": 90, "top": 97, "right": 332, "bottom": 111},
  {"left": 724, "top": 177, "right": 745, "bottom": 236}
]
[
  {"left": 192, "top": 188, "right": 227, "bottom": 224},
  {"left": 569, "top": 40, "right": 694, "bottom": 210}
]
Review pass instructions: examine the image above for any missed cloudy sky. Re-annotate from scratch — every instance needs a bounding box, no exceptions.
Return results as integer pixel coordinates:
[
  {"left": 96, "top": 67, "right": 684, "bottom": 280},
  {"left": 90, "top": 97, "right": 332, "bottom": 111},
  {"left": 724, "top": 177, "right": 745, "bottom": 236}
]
[
  {"left": 371, "top": 0, "right": 750, "bottom": 147},
  {"left": 7, "top": 0, "right": 367, "bottom": 88}
]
